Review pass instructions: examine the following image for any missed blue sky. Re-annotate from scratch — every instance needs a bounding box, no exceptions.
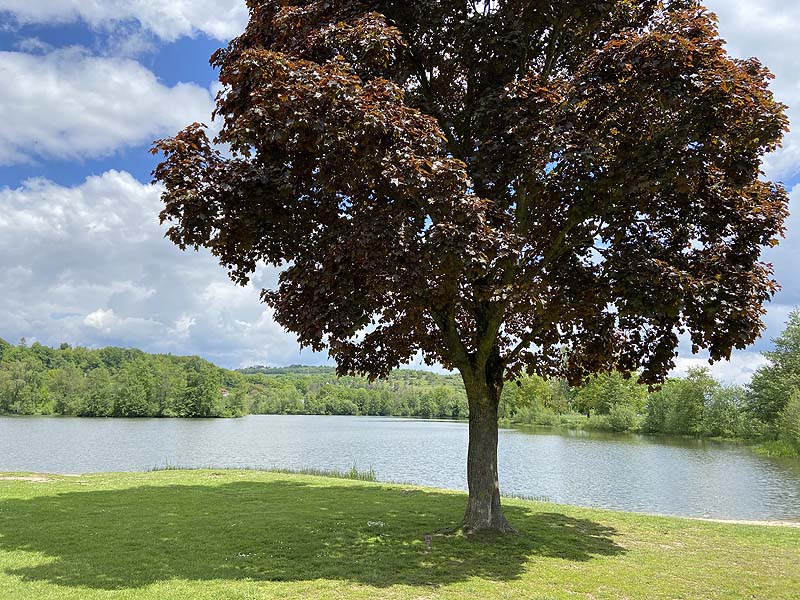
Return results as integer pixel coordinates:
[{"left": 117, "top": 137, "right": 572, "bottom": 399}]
[{"left": 0, "top": 1, "right": 798, "bottom": 381}]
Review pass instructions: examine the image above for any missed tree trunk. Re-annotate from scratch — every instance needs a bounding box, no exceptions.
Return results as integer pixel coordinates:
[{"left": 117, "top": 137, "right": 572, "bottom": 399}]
[{"left": 462, "top": 374, "right": 515, "bottom": 533}]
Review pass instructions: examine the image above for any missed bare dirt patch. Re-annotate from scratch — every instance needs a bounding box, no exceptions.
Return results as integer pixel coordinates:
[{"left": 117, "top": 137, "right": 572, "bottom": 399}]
[
  {"left": 692, "top": 517, "right": 800, "bottom": 528},
  {"left": 0, "top": 476, "right": 54, "bottom": 483}
]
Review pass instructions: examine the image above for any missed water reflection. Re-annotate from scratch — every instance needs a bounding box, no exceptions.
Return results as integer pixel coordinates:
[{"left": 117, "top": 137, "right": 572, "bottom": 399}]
[{"left": 0, "top": 415, "right": 798, "bottom": 521}]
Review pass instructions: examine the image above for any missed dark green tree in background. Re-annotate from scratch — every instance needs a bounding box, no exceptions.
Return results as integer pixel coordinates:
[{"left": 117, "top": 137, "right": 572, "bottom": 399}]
[
  {"left": 84, "top": 367, "right": 115, "bottom": 417},
  {"left": 182, "top": 357, "right": 223, "bottom": 417}
]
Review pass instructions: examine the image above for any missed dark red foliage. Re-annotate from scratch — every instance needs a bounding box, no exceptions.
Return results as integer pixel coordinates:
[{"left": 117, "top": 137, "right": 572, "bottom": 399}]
[{"left": 153, "top": 0, "right": 789, "bottom": 388}]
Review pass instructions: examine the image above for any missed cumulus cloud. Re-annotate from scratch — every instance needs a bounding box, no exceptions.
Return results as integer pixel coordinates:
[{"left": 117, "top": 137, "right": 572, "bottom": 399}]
[
  {"left": 0, "top": 0, "right": 248, "bottom": 42},
  {"left": 0, "top": 1, "right": 796, "bottom": 383},
  {"left": 0, "top": 171, "right": 321, "bottom": 368},
  {"left": 707, "top": 0, "right": 800, "bottom": 182},
  {"left": 673, "top": 353, "right": 770, "bottom": 386},
  {"left": 0, "top": 47, "right": 214, "bottom": 165}
]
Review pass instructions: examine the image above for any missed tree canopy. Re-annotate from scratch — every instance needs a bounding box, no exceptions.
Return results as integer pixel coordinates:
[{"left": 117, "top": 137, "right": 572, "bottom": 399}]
[
  {"left": 0, "top": 341, "right": 243, "bottom": 418},
  {"left": 153, "top": 0, "right": 788, "bottom": 532}
]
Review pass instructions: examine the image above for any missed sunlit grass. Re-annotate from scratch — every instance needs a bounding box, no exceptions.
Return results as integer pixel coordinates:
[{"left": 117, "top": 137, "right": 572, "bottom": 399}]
[
  {"left": 267, "top": 465, "right": 377, "bottom": 481},
  {"left": 754, "top": 439, "right": 800, "bottom": 458},
  {"left": 150, "top": 464, "right": 378, "bottom": 481},
  {"left": 0, "top": 470, "right": 797, "bottom": 599}
]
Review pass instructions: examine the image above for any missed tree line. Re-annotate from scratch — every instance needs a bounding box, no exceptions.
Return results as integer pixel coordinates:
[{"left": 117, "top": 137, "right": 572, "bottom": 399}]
[
  {"left": 1, "top": 309, "right": 798, "bottom": 456},
  {"left": 243, "top": 368, "right": 468, "bottom": 419},
  {"left": 243, "top": 363, "right": 791, "bottom": 450},
  {"left": 0, "top": 339, "right": 245, "bottom": 418},
  {"left": 497, "top": 310, "right": 800, "bottom": 457},
  {"left": 242, "top": 310, "right": 800, "bottom": 457}
]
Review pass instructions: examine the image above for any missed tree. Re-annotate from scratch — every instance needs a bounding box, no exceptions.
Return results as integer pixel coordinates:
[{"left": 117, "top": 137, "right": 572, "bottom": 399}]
[
  {"left": 150, "top": 359, "right": 187, "bottom": 417},
  {"left": 703, "top": 384, "right": 748, "bottom": 438},
  {"left": 573, "top": 371, "right": 646, "bottom": 417},
  {"left": 153, "top": 1, "right": 788, "bottom": 532},
  {"left": 84, "top": 367, "right": 115, "bottom": 417},
  {"left": 748, "top": 309, "right": 800, "bottom": 425},
  {"left": 113, "top": 362, "right": 152, "bottom": 417},
  {"left": 48, "top": 363, "right": 87, "bottom": 416},
  {"left": 181, "top": 357, "right": 222, "bottom": 417},
  {"left": 643, "top": 367, "right": 717, "bottom": 435},
  {"left": 777, "top": 391, "right": 800, "bottom": 450},
  {"left": 500, "top": 374, "right": 552, "bottom": 421},
  {"left": 0, "top": 357, "right": 46, "bottom": 414}
]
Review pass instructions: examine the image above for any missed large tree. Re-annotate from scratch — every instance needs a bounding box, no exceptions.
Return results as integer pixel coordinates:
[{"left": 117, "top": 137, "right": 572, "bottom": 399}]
[
  {"left": 153, "top": 0, "right": 788, "bottom": 532},
  {"left": 749, "top": 309, "right": 800, "bottom": 425}
]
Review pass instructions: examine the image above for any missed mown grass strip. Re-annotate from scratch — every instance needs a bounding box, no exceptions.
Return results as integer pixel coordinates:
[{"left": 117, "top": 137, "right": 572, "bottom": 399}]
[{"left": 0, "top": 469, "right": 797, "bottom": 600}]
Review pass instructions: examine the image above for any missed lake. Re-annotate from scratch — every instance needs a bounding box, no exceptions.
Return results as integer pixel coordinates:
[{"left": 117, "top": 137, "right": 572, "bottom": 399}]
[{"left": 1, "top": 414, "right": 798, "bottom": 521}]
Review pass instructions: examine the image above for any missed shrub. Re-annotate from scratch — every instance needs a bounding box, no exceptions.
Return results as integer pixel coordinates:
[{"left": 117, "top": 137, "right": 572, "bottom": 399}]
[
  {"left": 535, "top": 408, "right": 561, "bottom": 427},
  {"left": 703, "top": 386, "right": 748, "bottom": 438},
  {"left": 606, "top": 404, "right": 640, "bottom": 432},
  {"left": 754, "top": 440, "right": 800, "bottom": 459},
  {"left": 778, "top": 392, "right": 800, "bottom": 449},
  {"left": 585, "top": 414, "right": 611, "bottom": 431}
]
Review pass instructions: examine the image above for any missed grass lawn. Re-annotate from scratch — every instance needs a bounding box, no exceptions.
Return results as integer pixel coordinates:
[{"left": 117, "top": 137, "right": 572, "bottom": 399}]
[{"left": 0, "top": 470, "right": 797, "bottom": 599}]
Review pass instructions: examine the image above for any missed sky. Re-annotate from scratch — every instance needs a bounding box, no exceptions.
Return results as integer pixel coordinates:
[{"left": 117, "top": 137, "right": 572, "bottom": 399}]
[{"left": 0, "top": 1, "right": 798, "bottom": 381}]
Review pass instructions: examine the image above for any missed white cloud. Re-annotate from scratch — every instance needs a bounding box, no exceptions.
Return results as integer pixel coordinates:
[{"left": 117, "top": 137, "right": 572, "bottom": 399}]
[
  {"left": 707, "top": 0, "right": 800, "bottom": 183},
  {"left": 673, "top": 353, "right": 770, "bottom": 386},
  {"left": 0, "top": 47, "right": 214, "bottom": 165},
  {"left": 170, "top": 314, "right": 197, "bottom": 338},
  {"left": 84, "top": 308, "right": 122, "bottom": 332},
  {"left": 0, "top": 0, "right": 248, "bottom": 42},
  {"left": 0, "top": 1, "right": 796, "bottom": 383},
  {"left": 15, "top": 37, "right": 53, "bottom": 53},
  {"left": 0, "top": 171, "right": 321, "bottom": 368}
]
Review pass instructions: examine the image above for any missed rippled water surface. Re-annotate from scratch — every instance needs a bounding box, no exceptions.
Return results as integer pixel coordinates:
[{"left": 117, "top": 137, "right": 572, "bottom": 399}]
[{"left": 1, "top": 415, "right": 798, "bottom": 520}]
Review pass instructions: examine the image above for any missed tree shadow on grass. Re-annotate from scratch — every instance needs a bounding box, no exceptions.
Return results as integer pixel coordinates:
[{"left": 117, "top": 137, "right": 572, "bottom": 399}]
[{"left": 0, "top": 479, "right": 625, "bottom": 590}]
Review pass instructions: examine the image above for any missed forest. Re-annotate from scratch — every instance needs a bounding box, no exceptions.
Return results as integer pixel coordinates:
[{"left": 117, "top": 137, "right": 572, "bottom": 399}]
[
  {"left": 2, "top": 309, "right": 799, "bottom": 456},
  {"left": 0, "top": 339, "right": 245, "bottom": 418}
]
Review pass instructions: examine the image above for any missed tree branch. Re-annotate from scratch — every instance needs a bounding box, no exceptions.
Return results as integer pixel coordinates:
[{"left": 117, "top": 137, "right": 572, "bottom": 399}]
[
  {"left": 504, "top": 331, "right": 539, "bottom": 367},
  {"left": 430, "top": 306, "right": 473, "bottom": 375},
  {"left": 407, "top": 50, "right": 462, "bottom": 159}
]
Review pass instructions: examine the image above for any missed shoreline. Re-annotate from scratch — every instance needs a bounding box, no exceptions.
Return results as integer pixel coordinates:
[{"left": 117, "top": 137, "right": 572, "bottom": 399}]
[
  {"left": 687, "top": 517, "right": 800, "bottom": 528},
  {"left": 2, "top": 469, "right": 799, "bottom": 527}
]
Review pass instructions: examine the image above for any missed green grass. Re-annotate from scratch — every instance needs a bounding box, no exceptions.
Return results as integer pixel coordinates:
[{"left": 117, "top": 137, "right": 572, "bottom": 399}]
[
  {"left": 753, "top": 439, "right": 800, "bottom": 458},
  {"left": 0, "top": 471, "right": 797, "bottom": 599},
  {"left": 150, "top": 464, "right": 378, "bottom": 482},
  {"left": 266, "top": 466, "right": 377, "bottom": 482}
]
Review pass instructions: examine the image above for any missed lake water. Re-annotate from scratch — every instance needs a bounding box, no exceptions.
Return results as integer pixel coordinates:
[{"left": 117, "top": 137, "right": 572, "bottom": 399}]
[{"left": 1, "top": 415, "right": 798, "bottom": 521}]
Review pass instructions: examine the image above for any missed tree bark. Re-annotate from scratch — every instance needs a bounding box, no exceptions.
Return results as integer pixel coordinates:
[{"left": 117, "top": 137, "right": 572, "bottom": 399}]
[{"left": 462, "top": 373, "right": 515, "bottom": 533}]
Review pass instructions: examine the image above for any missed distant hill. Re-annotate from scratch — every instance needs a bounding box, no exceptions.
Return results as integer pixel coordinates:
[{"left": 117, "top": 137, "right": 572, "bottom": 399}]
[
  {"left": 0, "top": 340, "right": 469, "bottom": 419},
  {"left": 0, "top": 340, "right": 244, "bottom": 418},
  {"left": 239, "top": 365, "right": 463, "bottom": 385},
  {"left": 238, "top": 364, "right": 468, "bottom": 418}
]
